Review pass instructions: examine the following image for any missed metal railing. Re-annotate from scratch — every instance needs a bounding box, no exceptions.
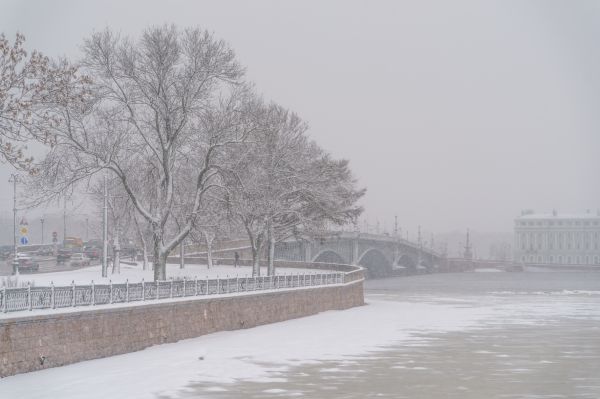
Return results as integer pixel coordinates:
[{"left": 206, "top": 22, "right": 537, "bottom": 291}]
[{"left": 0, "top": 272, "right": 345, "bottom": 314}]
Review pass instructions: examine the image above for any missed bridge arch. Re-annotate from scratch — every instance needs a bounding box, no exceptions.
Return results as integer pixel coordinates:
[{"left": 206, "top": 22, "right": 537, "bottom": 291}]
[
  {"left": 357, "top": 248, "right": 393, "bottom": 278},
  {"left": 312, "top": 250, "right": 346, "bottom": 264},
  {"left": 395, "top": 254, "right": 417, "bottom": 271}
]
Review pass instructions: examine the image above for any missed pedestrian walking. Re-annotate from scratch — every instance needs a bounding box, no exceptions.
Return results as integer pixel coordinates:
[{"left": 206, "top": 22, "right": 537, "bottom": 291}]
[{"left": 234, "top": 251, "right": 240, "bottom": 268}]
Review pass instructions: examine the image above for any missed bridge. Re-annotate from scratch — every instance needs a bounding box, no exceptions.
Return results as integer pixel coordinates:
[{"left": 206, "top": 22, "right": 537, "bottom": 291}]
[{"left": 274, "top": 232, "right": 445, "bottom": 278}]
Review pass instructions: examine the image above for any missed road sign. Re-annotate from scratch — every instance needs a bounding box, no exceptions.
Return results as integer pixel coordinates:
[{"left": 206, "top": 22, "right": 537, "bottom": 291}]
[
  {"left": 20, "top": 236, "right": 29, "bottom": 245},
  {"left": 52, "top": 231, "right": 58, "bottom": 243},
  {"left": 19, "top": 217, "right": 28, "bottom": 226},
  {"left": 20, "top": 226, "right": 28, "bottom": 235}
]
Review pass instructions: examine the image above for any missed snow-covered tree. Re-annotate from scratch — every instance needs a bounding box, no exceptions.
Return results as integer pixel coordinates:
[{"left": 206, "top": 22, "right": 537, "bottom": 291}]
[
  {"left": 30, "top": 25, "right": 260, "bottom": 280},
  {"left": 225, "top": 104, "right": 365, "bottom": 275},
  {"left": 0, "top": 32, "right": 88, "bottom": 171}
]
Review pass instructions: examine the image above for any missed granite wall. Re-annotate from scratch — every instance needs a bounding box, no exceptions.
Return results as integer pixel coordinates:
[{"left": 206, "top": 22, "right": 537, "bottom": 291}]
[{"left": 0, "top": 276, "right": 363, "bottom": 377}]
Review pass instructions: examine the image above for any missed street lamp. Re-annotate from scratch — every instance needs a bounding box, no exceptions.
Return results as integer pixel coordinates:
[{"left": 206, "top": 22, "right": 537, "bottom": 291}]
[
  {"left": 40, "top": 217, "right": 45, "bottom": 245},
  {"left": 8, "top": 174, "right": 20, "bottom": 275}
]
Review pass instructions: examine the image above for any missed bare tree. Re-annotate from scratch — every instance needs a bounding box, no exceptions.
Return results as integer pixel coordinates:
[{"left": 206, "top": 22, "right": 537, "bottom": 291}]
[
  {"left": 30, "top": 25, "right": 260, "bottom": 280},
  {"left": 226, "top": 104, "right": 365, "bottom": 275},
  {"left": 0, "top": 32, "right": 88, "bottom": 171}
]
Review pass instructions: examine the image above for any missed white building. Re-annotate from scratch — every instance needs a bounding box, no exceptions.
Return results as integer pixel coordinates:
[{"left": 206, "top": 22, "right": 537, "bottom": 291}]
[{"left": 514, "top": 210, "right": 600, "bottom": 265}]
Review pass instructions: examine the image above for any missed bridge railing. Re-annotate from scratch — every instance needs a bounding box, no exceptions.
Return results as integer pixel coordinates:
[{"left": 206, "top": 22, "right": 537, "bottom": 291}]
[{"left": 0, "top": 271, "right": 347, "bottom": 314}]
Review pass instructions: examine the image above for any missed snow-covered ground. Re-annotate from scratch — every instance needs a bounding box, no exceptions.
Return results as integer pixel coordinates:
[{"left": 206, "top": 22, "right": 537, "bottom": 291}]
[
  {"left": 7, "top": 263, "right": 327, "bottom": 287},
  {"left": 0, "top": 298, "right": 491, "bottom": 399}
]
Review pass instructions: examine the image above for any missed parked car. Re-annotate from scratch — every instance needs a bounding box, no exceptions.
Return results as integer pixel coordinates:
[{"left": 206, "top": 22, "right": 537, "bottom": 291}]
[
  {"left": 11, "top": 256, "right": 39, "bottom": 274},
  {"left": 0, "top": 245, "right": 15, "bottom": 260},
  {"left": 57, "top": 248, "right": 73, "bottom": 263},
  {"left": 84, "top": 246, "right": 101, "bottom": 259},
  {"left": 70, "top": 253, "right": 91, "bottom": 267},
  {"left": 36, "top": 247, "right": 54, "bottom": 256}
]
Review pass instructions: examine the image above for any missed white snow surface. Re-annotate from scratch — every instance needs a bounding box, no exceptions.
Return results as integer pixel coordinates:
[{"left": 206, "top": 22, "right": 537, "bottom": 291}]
[
  {"left": 0, "top": 298, "right": 492, "bottom": 399},
  {"left": 11, "top": 263, "right": 324, "bottom": 286}
]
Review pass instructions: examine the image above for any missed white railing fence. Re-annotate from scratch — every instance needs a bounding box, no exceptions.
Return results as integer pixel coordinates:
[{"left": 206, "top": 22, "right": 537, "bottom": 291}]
[{"left": 0, "top": 272, "right": 345, "bottom": 313}]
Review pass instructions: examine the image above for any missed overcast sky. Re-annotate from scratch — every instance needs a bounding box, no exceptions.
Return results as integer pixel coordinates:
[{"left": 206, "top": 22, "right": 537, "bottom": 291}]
[{"left": 1, "top": 0, "right": 599, "bottom": 234}]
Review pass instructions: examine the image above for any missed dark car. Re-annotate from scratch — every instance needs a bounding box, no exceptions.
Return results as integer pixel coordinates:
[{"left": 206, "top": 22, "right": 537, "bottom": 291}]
[
  {"left": 84, "top": 246, "right": 101, "bottom": 259},
  {"left": 57, "top": 248, "right": 73, "bottom": 263},
  {"left": 12, "top": 257, "right": 40, "bottom": 273}
]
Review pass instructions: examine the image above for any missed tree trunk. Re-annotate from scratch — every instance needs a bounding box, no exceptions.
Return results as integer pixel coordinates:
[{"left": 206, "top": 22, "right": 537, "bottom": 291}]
[
  {"left": 142, "top": 243, "right": 148, "bottom": 271},
  {"left": 204, "top": 232, "right": 214, "bottom": 270},
  {"left": 153, "top": 233, "right": 166, "bottom": 281},
  {"left": 179, "top": 241, "right": 185, "bottom": 269},
  {"left": 267, "top": 223, "right": 275, "bottom": 276},
  {"left": 134, "top": 215, "right": 149, "bottom": 271},
  {"left": 251, "top": 236, "right": 262, "bottom": 277},
  {"left": 252, "top": 246, "right": 260, "bottom": 277},
  {"left": 112, "top": 228, "right": 120, "bottom": 274}
]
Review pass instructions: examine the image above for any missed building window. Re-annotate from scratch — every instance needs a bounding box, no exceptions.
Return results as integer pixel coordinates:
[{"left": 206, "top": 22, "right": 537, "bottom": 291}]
[
  {"left": 595, "top": 255, "right": 599, "bottom": 265},
  {"left": 537, "top": 255, "right": 542, "bottom": 263},
  {"left": 529, "top": 255, "right": 534, "bottom": 263},
  {"left": 585, "top": 255, "right": 590, "bottom": 264},
  {"left": 567, "top": 256, "right": 572, "bottom": 264},
  {"left": 577, "top": 255, "right": 582, "bottom": 264},
  {"left": 549, "top": 255, "right": 554, "bottom": 263},
  {"left": 521, "top": 255, "right": 526, "bottom": 262},
  {"left": 558, "top": 255, "right": 563, "bottom": 264}
]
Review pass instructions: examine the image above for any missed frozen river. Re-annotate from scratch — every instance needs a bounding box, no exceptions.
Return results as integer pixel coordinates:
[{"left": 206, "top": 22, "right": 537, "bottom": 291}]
[
  {"left": 179, "top": 271, "right": 600, "bottom": 399},
  {"left": 1, "top": 271, "right": 599, "bottom": 399}
]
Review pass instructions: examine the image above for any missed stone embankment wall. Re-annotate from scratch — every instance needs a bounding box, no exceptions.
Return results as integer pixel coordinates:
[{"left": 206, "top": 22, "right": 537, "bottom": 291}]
[{"left": 0, "top": 266, "right": 363, "bottom": 378}]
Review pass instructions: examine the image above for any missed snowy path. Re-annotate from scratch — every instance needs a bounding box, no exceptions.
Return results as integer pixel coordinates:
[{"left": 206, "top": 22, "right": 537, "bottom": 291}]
[
  {"left": 0, "top": 297, "right": 492, "bottom": 399},
  {"left": 6, "top": 263, "right": 324, "bottom": 287}
]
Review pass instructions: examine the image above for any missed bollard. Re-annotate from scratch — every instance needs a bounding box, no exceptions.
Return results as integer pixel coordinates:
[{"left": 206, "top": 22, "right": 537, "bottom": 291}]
[
  {"left": 71, "top": 280, "right": 75, "bottom": 307},
  {"left": 183, "top": 277, "right": 186, "bottom": 297},
  {"left": 126, "top": 279, "right": 129, "bottom": 302},
  {"left": 91, "top": 280, "right": 95, "bottom": 305},
  {"left": 170, "top": 278, "right": 173, "bottom": 298},
  {"left": 156, "top": 280, "right": 159, "bottom": 300},
  {"left": 194, "top": 276, "right": 198, "bottom": 296},
  {"left": 51, "top": 282, "right": 55, "bottom": 309},
  {"left": 141, "top": 279, "right": 145, "bottom": 301},
  {"left": 109, "top": 280, "right": 113, "bottom": 304}
]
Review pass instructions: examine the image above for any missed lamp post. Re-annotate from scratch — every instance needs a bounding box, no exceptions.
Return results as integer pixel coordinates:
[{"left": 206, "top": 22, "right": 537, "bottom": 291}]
[
  {"left": 40, "top": 217, "right": 45, "bottom": 245},
  {"left": 9, "top": 174, "right": 20, "bottom": 274},
  {"left": 102, "top": 171, "right": 108, "bottom": 277}
]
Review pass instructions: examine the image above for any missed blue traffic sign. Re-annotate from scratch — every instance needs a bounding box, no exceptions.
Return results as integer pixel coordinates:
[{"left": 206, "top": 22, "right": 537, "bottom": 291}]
[{"left": 20, "top": 236, "right": 29, "bottom": 245}]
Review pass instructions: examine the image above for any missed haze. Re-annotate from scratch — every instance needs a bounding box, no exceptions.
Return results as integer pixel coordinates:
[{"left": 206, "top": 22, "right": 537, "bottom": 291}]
[{"left": 1, "top": 0, "right": 598, "bottom": 235}]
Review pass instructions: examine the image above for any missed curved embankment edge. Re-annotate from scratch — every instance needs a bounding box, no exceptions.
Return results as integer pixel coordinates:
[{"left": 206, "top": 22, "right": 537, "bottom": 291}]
[{"left": 0, "top": 260, "right": 364, "bottom": 378}]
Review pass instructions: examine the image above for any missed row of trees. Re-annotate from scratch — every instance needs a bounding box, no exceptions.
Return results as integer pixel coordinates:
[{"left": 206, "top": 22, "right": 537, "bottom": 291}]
[{"left": 0, "top": 26, "right": 364, "bottom": 280}]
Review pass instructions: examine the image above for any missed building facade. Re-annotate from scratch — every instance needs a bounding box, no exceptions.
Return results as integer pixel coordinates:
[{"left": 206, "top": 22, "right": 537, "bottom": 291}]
[{"left": 514, "top": 210, "right": 600, "bottom": 265}]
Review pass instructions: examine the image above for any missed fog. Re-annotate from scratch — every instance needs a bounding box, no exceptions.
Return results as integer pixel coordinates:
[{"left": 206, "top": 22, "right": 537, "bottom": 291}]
[{"left": 1, "top": 0, "right": 599, "bottom": 235}]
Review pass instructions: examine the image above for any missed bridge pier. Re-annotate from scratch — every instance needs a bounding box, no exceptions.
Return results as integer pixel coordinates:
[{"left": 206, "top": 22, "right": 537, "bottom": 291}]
[{"left": 351, "top": 238, "right": 359, "bottom": 265}]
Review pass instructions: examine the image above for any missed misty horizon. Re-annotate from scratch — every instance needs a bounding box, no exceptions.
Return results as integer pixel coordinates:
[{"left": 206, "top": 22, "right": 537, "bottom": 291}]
[{"left": 1, "top": 0, "right": 599, "bottom": 235}]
